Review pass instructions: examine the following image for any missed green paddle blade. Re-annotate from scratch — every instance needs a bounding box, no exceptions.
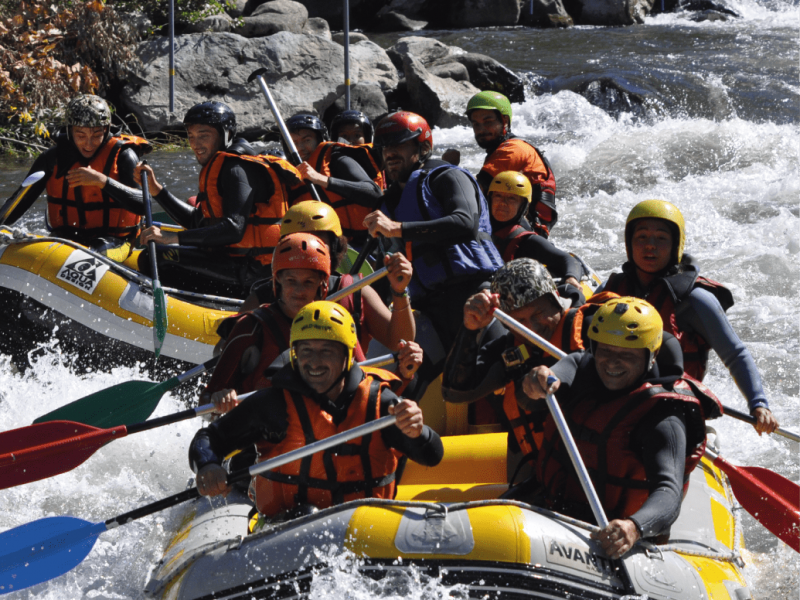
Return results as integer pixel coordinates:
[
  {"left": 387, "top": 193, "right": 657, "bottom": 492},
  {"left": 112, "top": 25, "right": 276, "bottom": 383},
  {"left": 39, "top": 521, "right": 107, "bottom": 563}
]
[
  {"left": 339, "top": 246, "right": 375, "bottom": 276},
  {"left": 152, "top": 281, "right": 168, "bottom": 360},
  {"left": 33, "top": 377, "right": 180, "bottom": 428}
]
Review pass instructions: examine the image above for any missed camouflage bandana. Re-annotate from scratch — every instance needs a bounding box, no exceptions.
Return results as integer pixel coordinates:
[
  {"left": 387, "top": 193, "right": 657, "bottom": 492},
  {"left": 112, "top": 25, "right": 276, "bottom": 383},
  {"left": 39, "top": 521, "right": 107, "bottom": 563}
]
[
  {"left": 491, "top": 258, "right": 560, "bottom": 313},
  {"left": 66, "top": 95, "right": 111, "bottom": 128}
]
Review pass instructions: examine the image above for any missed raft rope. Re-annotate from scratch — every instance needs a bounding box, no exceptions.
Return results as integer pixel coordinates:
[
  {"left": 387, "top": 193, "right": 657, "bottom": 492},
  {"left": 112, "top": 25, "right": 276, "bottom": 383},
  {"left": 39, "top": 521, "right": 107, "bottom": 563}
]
[{"left": 0, "top": 227, "right": 244, "bottom": 307}]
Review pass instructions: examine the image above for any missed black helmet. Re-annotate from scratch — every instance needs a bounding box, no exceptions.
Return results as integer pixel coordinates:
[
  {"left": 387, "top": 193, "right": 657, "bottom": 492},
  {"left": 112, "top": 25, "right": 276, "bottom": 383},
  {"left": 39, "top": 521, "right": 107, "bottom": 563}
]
[
  {"left": 286, "top": 113, "right": 329, "bottom": 142},
  {"left": 330, "top": 110, "right": 373, "bottom": 144},
  {"left": 183, "top": 101, "right": 237, "bottom": 147}
]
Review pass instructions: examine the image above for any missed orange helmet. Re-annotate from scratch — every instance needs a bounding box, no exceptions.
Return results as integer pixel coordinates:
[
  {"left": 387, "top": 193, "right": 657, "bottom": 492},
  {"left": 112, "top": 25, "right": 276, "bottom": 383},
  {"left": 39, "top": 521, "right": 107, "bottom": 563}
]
[
  {"left": 374, "top": 111, "right": 433, "bottom": 148},
  {"left": 272, "top": 232, "right": 331, "bottom": 299}
]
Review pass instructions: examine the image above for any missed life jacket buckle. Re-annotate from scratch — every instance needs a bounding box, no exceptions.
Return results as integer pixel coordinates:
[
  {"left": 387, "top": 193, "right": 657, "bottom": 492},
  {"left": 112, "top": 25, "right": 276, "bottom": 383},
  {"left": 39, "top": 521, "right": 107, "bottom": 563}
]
[{"left": 502, "top": 345, "right": 530, "bottom": 369}]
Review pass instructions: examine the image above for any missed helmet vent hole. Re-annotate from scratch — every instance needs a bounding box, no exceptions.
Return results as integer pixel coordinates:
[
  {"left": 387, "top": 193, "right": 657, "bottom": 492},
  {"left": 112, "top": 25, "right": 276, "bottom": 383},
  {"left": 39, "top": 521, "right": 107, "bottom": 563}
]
[
  {"left": 312, "top": 215, "right": 322, "bottom": 221},
  {"left": 614, "top": 303, "right": 629, "bottom": 315},
  {"left": 591, "top": 326, "right": 599, "bottom": 334},
  {"left": 627, "top": 322, "right": 639, "bottom": 330},
  {"left": 314, "top": 309, "right": 320, "bottom": 320},
  {"left": 331, "top": 316, "right": 343, "bottom": 325},
  {"left": 625, "top": 335, "right": 639, "bottom": 341}
]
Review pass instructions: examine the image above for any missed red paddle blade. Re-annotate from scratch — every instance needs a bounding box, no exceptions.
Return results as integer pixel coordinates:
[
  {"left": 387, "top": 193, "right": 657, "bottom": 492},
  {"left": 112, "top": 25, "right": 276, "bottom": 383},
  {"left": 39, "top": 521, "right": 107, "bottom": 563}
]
[
  {"left": 713, "top": 454, "right": 800, "bottom": 552},
  {"left": 0, "top": 421, "right": 127, "bottom": 490}
]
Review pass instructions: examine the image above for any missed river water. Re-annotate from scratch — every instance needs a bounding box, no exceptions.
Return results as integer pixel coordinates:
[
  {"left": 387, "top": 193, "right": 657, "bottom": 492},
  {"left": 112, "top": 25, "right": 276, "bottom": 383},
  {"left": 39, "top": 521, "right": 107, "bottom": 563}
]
[{"left": 0, "top": 0, "right": 797, "bottom": 597}]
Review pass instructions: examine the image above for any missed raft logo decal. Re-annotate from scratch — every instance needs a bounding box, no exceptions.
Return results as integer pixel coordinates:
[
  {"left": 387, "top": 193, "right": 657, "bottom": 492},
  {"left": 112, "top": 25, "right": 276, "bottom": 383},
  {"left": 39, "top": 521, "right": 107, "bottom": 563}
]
[
  {"left": 544, "top": 537, "right": 614, "bottom": 577},
  {"left": 57, "top": 250, "right": 110, "bottom": 294}
]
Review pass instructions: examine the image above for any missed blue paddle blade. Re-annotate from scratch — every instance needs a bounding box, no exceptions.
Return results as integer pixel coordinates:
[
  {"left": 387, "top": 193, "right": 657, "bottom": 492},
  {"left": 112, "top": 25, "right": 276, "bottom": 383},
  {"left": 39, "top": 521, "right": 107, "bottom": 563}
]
[
  {"left": 152, "top": 281, "right": 168, "bottom": 360},
  {"left": 0, "top": 516, "right": 105, "bottom": 594}
]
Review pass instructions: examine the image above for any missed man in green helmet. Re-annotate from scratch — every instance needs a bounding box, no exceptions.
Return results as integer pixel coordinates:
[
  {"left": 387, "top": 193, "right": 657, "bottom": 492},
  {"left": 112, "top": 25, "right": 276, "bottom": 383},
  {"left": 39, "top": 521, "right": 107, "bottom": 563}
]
[{"left": 466, "top": 91, "right": 558, "bottom": 238}]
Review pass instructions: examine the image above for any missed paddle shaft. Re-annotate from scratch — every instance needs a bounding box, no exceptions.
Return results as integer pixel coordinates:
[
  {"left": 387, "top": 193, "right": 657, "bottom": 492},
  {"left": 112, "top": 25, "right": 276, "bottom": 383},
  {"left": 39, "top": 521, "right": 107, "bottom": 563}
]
[
  {"left": 107, "top": 414, "right": 397, "bottom": 528},
  {"left": 250, "top": 71, "right": 322, "bottom": 201},
  {"left": 350, "top": 235, "right": 378, "bottom": 275},
  {"left": 141, "top": 169, "right": 160, "bottom": 284},
  {"left": 722, "top": 404, "right": 799, "bottom": 442},
  {"left": 327, "top": 266, "right": 388, "bottom": 302}
]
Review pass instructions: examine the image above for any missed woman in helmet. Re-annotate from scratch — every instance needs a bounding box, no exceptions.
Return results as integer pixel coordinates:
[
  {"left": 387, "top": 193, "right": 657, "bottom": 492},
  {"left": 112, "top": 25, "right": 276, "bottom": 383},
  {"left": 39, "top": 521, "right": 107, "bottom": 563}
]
[
  {"left": 135, "top": 101, "right": 312, "bottom": 298},
  {"left": 487, "top": 171, "right": 581, "bottom": 292},
  {"left": 190, "top": 300, "right": 443, "bottom": 515},
  {"left": 330, "top": 110, "right": 374, "bottom": 146},
  {"left": 3, "top": 94, "right": 151, "bottom": 260},
  {"left": 285, "top": 112, "right": 384, "bottom": 246},
  {"left": 207, "top": 229, "right": 421, "bottom": 412},
  {"left": 599, "top": 199, "right": 779, "bottom": 435},
  {"left": 523, "top": 297, "right": 722, "bottom": 559},
  {"left": 466, "top": 91, "right": 557, "bottom": 238}
]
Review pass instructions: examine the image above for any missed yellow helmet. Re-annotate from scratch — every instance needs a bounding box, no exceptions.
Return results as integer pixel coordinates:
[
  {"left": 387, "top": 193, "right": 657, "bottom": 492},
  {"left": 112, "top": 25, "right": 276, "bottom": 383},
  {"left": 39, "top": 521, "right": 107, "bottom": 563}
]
[
  {"left": 280, "top": 201, "right": 343, "bottom": 238},
  {"left": 488, "top": 171, "right": 532, "bottom": 205},
  {"left": 625, "top": 200, "right": 685, "bottom": 264},
  {"left": 588, "top": 297, "right": 663, "bottom": 358},
  {"left": 290, "top": 300, "right": 357, "bottom": 370}
]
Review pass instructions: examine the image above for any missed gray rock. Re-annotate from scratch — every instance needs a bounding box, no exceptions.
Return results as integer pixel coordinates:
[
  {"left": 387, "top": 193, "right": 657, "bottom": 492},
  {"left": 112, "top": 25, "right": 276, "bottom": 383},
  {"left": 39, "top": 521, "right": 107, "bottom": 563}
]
[
  {"left": 518, "top": 0, "right": 573, "bottom": 27},
  {"left": 331, "top": 31, "right": 370, "bottom": 45},
  {"left": 303, "top": 17, "right": 331, "bottom": 38},
  {"left": 402, "top": 53, "right": 480, "bottom": 128},
  {"left": 330, "top": 81, "right": 389, "bottom": 122},
  {"left": 446, "top": 0, "right": 521, "bottom": 27},
  {"left": 182, "top": 14, "right": 233, "bottom": 34},
  {"left": 574, "top": 77, "right": 648, "bottom": 119},
  {"left": 387, "top": 36, "right": 450, "bottom": 70},
  {"left": 233, "top": 0, "right": 308, "bottom": 37},
  {"left": 444, "top": 52, "right": 525, "bottom": 103},
  {"left": 376, "top": 0, "right": 429, "bottom": 20},
  {"left": 427, "top": 61, "right": 470, "bottom": 82},
  {"left": 122, "top": 32, "right": 398, "bottom": 136},
  {"left": 374, "top": 10, "right": 428, "bottom": 32},
  {"left": 226, "top": 0, "right": 249, "bottom": 18},
  {"left": 573, "top": 0, "right": 654, "bottom": 24}
]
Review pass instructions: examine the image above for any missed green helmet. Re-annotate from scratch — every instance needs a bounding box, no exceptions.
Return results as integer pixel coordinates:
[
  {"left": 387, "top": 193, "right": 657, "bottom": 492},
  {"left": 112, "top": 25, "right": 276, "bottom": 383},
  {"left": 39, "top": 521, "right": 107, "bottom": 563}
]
[
  {"left": 66, "top": 95, "right": 112, "bottom": 128},
  {"left": 466, "top": 91, "right": 512, "bottom": 126}
]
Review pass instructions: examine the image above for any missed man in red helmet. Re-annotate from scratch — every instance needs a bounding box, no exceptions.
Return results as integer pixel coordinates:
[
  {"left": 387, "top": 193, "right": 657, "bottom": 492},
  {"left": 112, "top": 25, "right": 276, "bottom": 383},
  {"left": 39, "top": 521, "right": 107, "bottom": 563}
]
[{"left": 363, "top": 111, "right": 503, "bottom": 380}]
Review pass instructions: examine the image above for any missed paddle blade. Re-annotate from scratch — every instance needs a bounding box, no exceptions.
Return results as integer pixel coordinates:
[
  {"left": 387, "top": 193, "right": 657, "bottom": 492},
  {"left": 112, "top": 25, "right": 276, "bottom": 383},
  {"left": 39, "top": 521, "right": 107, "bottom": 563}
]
[
  {"left": 713, "top": 455, "right": 800, "bottom": 552},
  {"left": 0, "top": 516, "right": 104, "bottom": 594},
  {"left": 33, "top": 378, "right": 177, "bottom": 428},
  {"left": 152, "top": 281, "right": 168, "bottom": 360},
  {"left": 0, "top": 171, "right": 45, "bottom": 225},
  {"left": 0, "top": 422, "right": 123, "bottom": 489}
]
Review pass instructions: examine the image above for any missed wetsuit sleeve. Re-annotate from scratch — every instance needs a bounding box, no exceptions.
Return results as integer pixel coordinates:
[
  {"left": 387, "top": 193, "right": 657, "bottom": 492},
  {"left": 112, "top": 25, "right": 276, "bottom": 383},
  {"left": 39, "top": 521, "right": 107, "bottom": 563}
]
[
  {"left": 679, "top": 288, "right": 768, "bottom": 412},
  {"left": 398, "top": 168, "right": 479, "bottom": 241},
  {"left": 515, "top": 235, "right": 582, "bottom": 282},
  {"left": 326, "top": 153, "right": 383, "bottom": 208},
  {"left": 516, "top": 351, "right": 583, "bottom": 412},
  {"left": 178, "top": 159, "right": 260, "bottom": 247},
  {"left": 153, "top": 187, "right": 202, "bottom": 229},
  {"left": 441, "top": 321, "right": 515, "bottom": 404},
  {"left": 628, "top": 408, "right": 688, "bottom": 538},
  {"left": 189, "top": 389, "right": 288, "bottom": 473},
  {"left": 102, "top": 147, "right": 145, "bottom": 214},
  {"left": 379, "top": 389, "right": 444, "bottom": 467},
  {"left": 2, "top": 149, "right": 54, "bottom": 224}
]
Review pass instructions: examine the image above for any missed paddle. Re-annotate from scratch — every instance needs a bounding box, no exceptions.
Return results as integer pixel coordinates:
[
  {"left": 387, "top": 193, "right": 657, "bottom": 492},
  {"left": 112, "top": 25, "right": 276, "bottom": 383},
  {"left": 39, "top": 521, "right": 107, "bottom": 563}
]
[
  {"left": 541, "top": 375, "right": 642, "bottom": 596},
  {"left": 494, "top": 308, "right": 800, "bottom": 554},
  {"left": 141, "top": 164, "right": 168, "bottom": 360},
  {"left": 0, "top": 414, "right": 397, "bottom": 594},
  {"left": 349, "top": 235, "right": 378, "bottom": 276},
  {"left": 33, "top": 356, "right": 219, "bottom": 428},
  {"left": 327, "top": 266, "right": 388, "bottom": 302},
  {"left": 721, "top": 404, "right": 800, "bottom": 443},
  {"left": 0, "top": 171, "right": 46, "bottom": 225},
  {"left": 248, "top": 67, "right": 322, "bottom": 202},
  {"left": 705, "top": 448, "right": 799, "bottom": 552}
]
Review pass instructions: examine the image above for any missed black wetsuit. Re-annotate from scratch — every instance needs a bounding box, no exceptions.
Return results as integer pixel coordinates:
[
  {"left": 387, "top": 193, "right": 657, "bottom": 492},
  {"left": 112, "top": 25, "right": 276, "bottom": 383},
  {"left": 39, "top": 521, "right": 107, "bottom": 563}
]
[
  {"left": 6, "top": 135, "right": 144, "bottom": 251},
  {"left": 138, "top": 141, "right": 275, "bottom": 298},
  {"left": 189, "top": 364, "right": 444, "bottom": 475},
  {"left": 524, "top": 351, "right": 695, "bottom": 539}
]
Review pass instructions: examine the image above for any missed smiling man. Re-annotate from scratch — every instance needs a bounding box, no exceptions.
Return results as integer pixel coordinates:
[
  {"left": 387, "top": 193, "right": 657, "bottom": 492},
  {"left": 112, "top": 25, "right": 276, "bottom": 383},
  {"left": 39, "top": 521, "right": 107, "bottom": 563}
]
[
  {"left": 3, "top": 94, "right": 151, "bottom": 260},
  {"left": 134, "top": 101, "right": 311, "bottom": 298},
  {"left": 521, "top": 296, "right": 722, "bottom": 559},
  {"left": 189, "top": 300, "right": 443, "bottom": 519}
]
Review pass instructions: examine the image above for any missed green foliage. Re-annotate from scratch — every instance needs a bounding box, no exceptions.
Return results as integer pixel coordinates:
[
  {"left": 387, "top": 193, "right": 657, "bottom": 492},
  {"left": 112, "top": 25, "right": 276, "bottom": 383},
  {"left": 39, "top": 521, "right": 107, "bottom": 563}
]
[
  {"left": 108, "top": 0, "right": 234, "bottom": 26},
  {"left": 0, "top": 0, "right": 142, "bottom": 154}
]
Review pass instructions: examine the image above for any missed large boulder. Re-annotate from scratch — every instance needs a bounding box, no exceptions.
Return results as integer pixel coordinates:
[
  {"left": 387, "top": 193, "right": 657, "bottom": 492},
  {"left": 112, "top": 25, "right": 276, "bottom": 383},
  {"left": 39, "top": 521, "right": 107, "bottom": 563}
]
[
  {"left": 327, "top": 81, "right": 389, "bottom": 123},
  {"left": 122, "top": 31, "right": 397, "bottom": 136},
  {"left": 441, "top": 52, "right": 525, "bottom": 103},
  {"left": 182, "top": 14, "right": 233, "bottom": 34},
  {"left": 233, "top": 0, "right": 308, "bottom": 37},
  {"left": 570, "top": 0, "right": 654, "bottom": 24},
  {"left": 303, "top": 16, "right": 331, "bottom": 38},
  {"left": 387, "top": 36, "right": 451, "bottom": 70},
  {"left": 445, "top": 0, "right": 521, "bottom": 27},
  {"left": 518, "top": 0, "right": 574, "bottom": 27},
  {"left": 331, "top": 31, "right": 370, "bottom": 45},
  {"left": 374, "top": 10, "right": 428, "bottom": 32},
  {"left": 402, "top": 53, "right": 480, "bottom": 128}
]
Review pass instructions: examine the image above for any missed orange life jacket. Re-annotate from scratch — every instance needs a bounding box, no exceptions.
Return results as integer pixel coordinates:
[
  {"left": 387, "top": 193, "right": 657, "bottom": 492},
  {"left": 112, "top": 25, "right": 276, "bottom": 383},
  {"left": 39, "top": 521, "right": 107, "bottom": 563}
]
[
  {"left": 603, "top": 268, "right": 734, "bottom": 381},
  {"left": 251, "top": 370, "right": 401, "bottom": 516},
  {"left": 308, "top": 141, "right": 385, "bottom": 242},
  {"left": 536, "top": 376, "right": 720, "bottom": 522},
  {"left": 493, "top": 294, "right": 618, "bottom": 460},
  {"left": 197, "top": 152, "right": 307, "bottom": 266},
  {"left": 46, "top": 135, "right": 151, "bottom": 237},
  {"left": 481, "top": 137, "right": 557, "bottom": 238}
]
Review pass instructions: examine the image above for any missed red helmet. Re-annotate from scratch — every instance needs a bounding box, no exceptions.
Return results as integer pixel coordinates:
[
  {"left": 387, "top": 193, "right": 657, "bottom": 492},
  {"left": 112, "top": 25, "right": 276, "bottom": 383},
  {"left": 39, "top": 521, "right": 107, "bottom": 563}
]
[
  {"left": 374, "top": 111, "right": 433, "bottom": 148},
  {"left": 272, "top": 233, "right": 331, "bottom": 277}
]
